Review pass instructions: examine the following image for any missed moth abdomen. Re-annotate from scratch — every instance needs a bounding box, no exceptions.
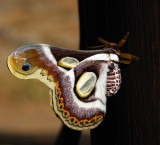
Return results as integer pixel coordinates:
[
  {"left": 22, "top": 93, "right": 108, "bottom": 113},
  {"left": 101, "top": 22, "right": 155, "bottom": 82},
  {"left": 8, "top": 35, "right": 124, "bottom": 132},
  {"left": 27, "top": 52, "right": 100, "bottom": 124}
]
[{"left": 106, "top": 63, "right": 121, "bottom": 96}]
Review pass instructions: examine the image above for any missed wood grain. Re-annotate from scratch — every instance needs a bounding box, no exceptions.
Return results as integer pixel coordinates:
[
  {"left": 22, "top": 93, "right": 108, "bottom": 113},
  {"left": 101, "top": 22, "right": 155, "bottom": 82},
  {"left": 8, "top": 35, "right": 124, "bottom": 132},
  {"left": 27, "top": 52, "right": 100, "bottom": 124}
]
[{"left": 78, "top": 0, "right": 160, "bottom": 144}]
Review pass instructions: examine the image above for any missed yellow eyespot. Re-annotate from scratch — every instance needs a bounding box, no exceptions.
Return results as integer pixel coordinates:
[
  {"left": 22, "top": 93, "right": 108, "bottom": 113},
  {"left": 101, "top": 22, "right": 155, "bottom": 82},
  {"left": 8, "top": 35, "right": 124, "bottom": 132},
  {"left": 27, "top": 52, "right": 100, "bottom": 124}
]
[
  {"left": 7, "top": 53, "right": 37, "bottom": 79},
  {"left": 76, "top": 72, "right": 97, "bottom": 98},
  {"left": 58, "top": 57, "right": 79, "bottom": 69}
]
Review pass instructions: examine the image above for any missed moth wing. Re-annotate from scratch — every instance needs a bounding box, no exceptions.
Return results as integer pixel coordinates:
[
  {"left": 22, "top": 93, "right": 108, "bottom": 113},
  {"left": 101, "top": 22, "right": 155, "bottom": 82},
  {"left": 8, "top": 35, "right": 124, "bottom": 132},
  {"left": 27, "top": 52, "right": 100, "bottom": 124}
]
[
  {"left": 65, "top": 53, "right": 110, "bottom": 105},
  {"left": 58, "top": 57, "right": 79, "bottom": 69},
  {"left": 52, "top": 53, "right": 111, "bottom": 130}
]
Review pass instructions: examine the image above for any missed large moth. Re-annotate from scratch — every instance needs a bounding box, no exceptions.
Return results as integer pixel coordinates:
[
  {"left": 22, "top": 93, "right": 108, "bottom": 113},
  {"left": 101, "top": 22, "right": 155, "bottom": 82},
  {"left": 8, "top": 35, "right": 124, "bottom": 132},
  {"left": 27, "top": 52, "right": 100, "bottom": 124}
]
[{"left": 7, "top": 33, "right": 138, "bottom": 130}]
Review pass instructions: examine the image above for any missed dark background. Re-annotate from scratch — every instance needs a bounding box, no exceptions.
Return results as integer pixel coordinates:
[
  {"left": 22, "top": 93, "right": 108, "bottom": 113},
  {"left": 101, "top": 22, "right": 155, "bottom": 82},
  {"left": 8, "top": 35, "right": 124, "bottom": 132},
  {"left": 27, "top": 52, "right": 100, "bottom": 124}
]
[
  {"left": 78, "top": 0, "right": 160, "bottom": 145},
  {"left": 1, "top": 0, "right": 160, "bottom": 144}
]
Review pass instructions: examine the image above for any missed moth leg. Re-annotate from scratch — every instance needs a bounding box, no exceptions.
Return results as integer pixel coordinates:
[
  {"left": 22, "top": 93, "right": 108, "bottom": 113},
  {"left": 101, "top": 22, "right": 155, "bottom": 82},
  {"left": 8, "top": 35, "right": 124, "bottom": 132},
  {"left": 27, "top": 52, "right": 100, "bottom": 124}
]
[
  {"left": 119, "top": 60, "right": 132, "bottom": 64},
  {"left": 88, "top": 37, "right": 111, "bottom": 49},
  {"left": 88, "top": 44, "right": 106, "bottom": 49},
  {"left": 98, "top": 37, "right": 117, "bottom": 47},
  {"left": 89, "top": 33, "right": 129, "bottom": 48},
  {"left": 120, "top": 52, "right": 139, "bottom": 64},
  {"left": 117, "top": 32, "right": 129, "bottom": 48}
]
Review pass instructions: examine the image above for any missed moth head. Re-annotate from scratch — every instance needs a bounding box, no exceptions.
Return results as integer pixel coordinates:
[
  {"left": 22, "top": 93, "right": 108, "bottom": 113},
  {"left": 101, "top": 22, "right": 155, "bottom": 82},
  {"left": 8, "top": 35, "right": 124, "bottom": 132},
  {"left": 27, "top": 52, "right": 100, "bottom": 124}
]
[
  {"left": 99, "top": 32, "right": 139, "bottom": 64},
  {"left": 7, "top": 44, "right": 56, "bottom": 80}
]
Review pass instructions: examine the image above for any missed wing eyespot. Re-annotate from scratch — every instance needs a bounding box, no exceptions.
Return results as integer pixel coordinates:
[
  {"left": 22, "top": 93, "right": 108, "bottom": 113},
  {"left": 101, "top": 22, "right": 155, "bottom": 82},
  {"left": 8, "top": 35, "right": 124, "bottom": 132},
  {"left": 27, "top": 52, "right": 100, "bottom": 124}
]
[
  {"left": 22, "top": 63, "right": 31, "bottom": 71},
  {"left": 58, "top": 57, "right": 79, "bottom": 69},
  {"left": 76, "top": 72, "right": 97, "bottom": 98}
]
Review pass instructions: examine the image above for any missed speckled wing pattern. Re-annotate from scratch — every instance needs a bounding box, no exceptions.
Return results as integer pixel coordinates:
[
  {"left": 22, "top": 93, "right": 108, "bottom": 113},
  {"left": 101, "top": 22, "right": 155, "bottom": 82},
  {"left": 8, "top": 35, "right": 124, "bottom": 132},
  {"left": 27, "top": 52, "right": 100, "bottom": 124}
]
[
  {"left": 48, "top": 50, "right": 121, "bottom": 130},
  {"left": 7, "top": 33, "right": 139, "bottom": 130},
  {"left": 7, "top": 44, "right": 122, "bottom": 130}
]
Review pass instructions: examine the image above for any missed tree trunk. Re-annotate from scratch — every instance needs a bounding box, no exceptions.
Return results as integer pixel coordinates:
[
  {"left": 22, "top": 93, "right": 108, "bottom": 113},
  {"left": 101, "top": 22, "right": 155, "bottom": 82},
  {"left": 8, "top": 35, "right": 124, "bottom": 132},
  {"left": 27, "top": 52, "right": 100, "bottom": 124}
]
[
  {"left": 78, "top": 0, "right": 160, "bottom": 145},
  {"left": 54, "top": 126, "right": 81, "bottom": 145}
]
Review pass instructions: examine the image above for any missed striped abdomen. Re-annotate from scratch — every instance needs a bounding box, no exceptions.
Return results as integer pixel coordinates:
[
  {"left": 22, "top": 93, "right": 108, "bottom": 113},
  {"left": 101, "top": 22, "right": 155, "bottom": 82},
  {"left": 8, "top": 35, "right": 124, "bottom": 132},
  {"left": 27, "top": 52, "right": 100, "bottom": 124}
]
[{"left": 106, "top": 63, "right": 121, "bottom": 96}]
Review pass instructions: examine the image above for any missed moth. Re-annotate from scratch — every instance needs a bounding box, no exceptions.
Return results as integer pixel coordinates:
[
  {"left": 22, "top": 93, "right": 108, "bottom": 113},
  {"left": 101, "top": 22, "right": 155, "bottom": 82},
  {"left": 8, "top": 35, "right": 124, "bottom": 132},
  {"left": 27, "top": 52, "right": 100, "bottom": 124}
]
[{"left": 7, "top": 33, "right": 138, "bottom": 130}]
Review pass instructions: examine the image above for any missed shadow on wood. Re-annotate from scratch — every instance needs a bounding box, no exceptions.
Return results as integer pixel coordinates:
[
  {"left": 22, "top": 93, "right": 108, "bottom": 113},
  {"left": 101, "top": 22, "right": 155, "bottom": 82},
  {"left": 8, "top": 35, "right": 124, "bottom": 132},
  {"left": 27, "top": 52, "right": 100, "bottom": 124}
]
[
  {"left": 54, "top": 125, "right": 81, "bottom": 145},
  {"left": 78, "top": 0, "right": 160, "bottom": 145}
]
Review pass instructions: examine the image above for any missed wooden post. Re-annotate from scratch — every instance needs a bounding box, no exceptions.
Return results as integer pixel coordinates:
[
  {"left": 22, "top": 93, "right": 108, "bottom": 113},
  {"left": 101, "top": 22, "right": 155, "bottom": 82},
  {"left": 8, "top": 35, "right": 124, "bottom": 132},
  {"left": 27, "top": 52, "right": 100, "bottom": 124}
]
[
  {"left": 78, "top": 0, "right": 160, "bottom": 145},
  {"left": 54, "top": 126, "right": 81, "bottom": 145}
]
